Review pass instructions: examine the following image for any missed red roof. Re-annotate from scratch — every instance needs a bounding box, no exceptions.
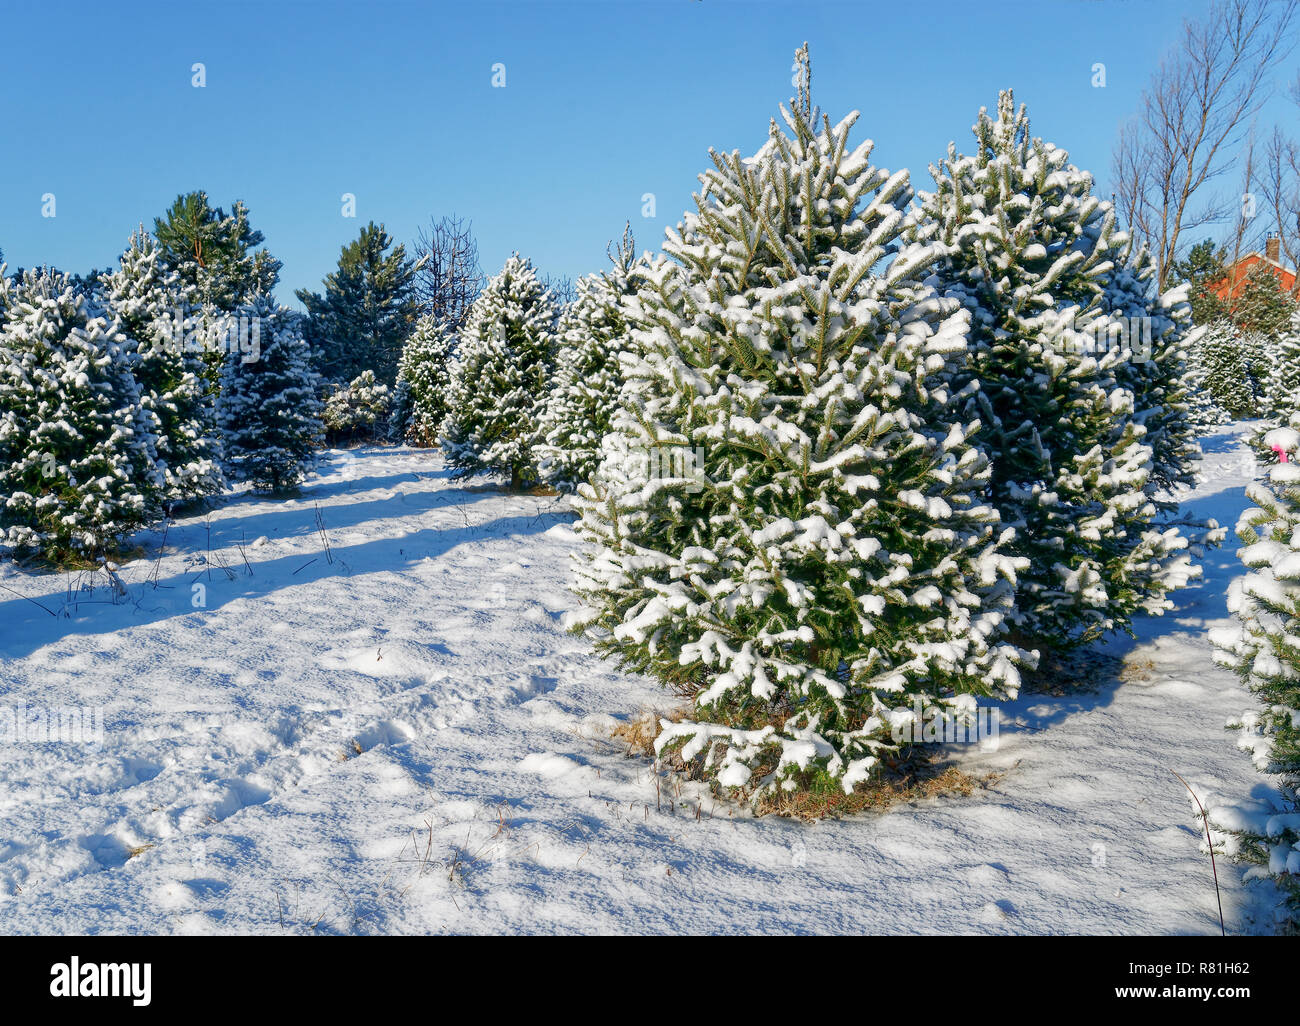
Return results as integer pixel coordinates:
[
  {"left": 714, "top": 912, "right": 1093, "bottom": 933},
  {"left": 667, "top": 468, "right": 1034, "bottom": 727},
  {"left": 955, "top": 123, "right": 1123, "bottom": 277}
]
[{"left": 1209, "top": 251, "right": 1299, "bottom": 306}]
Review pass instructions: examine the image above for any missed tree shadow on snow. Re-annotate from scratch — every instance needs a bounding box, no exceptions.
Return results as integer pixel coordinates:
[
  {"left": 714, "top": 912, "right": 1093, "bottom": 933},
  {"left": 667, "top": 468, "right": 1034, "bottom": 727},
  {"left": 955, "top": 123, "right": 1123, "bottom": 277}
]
[
  {"left": 0, "top": 510, "right": 569, "bottom": 667},
  {"left": 176, "top": 481, "right": 508, "bottom": 552},
  {"left": 991, "top": 482, "right": 1255, "bottom": 738}
]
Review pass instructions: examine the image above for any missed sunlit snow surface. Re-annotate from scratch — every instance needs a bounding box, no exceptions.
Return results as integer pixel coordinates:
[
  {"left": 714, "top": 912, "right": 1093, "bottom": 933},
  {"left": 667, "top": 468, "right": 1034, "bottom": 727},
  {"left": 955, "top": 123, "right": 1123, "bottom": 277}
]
[{"left": 0, "top": 427, "right": 1283, "bottom": 934}]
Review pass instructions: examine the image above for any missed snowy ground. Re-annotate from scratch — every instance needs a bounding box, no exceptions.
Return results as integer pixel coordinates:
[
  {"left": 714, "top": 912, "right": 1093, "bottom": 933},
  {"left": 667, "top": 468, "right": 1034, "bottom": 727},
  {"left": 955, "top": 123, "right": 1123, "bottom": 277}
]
[{"left": 0, "top": 425, "right": 1285, "bottom": 934}]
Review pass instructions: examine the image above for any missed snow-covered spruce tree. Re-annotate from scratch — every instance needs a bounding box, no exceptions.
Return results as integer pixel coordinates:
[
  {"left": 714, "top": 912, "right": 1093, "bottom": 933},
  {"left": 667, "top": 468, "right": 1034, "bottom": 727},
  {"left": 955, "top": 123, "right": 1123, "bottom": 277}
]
[
  {"left": 441, "top": 255, "right": 557, "bottom": 488},
  {"left": 1264, "top": 310, "right": 1300, "bottom": 419},
  {"left": 1211, "top": 423, "right": 1300, "bottom": 932},
  {"left": 535, "top": 224, "right": 644, "bottom": 492},
  {"left": 917, "top": 91, "right": 1197, "bottom": 656},
  {"left": 1184, "top": 328, "right": 1231, "bottom": 430},
  {"left": 569, "top": 47, "right": 1027, "bottom": 797},
  {"left": 1103, "top": 239, "right": 1202, "bottom": 498},
  {"left": 0, "top": 269, "right": 160, "bottom": 558},
  {"left": 217, "top": 298, "right": 323, "bottom": 493},
  {"left": 322, "top": 370, "right": 390, "bottom": 445},
  {"left": 391, "top": 313, "right": 456, "bottom": 446},
  {"left": 1240, "top": 329, "right": 1274, "bottom": 414},
  {"left": 1200, "top": 320, "right": 1256, "bottom": 417},
  {"left": 102, "top": 227, "right": 224, "bottom": 508}
]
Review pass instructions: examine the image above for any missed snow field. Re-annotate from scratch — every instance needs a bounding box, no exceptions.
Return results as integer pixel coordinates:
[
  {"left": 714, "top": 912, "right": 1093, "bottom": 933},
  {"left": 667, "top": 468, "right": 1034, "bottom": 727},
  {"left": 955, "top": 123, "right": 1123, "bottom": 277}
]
[{"left": 0, "top": 431, "right": 1281, "bottom": 933}]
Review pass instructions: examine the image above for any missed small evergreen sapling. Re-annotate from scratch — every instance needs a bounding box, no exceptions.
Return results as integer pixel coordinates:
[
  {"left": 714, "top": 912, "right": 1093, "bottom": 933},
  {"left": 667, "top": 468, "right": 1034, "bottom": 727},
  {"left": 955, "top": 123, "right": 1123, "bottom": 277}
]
[{"left": 323, "top": 370, "right": 391, "bottom": 444}]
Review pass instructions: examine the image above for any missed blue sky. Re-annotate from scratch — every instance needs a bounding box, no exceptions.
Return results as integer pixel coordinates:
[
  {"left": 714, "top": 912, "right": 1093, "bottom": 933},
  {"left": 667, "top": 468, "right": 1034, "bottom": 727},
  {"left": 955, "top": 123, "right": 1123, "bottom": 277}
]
[{"left": 0, "top": 0, "right": 1291, "bottom": 305}]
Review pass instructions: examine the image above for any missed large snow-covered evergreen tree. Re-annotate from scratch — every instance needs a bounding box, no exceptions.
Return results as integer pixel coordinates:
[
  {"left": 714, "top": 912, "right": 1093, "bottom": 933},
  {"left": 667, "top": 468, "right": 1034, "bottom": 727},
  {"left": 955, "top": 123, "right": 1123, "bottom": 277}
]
[
  {"left": 1211, "top": 422, "right": 1300, "bottom": 932},
  {"left": 917, "top": 91, "right": 1197, "bottom": 655},
  {"left": 391, "top": 313, "right": 456, "bottom": 447},
  {"left": 0, "top": 269, "right": 160, "bottom": 557},
  {"left": 441, "top": 255, "right": 557, "bottom": 488},
  {"left": 535, "top": 224, "right": 643, "bottom": 492},
  {"left": 569, "top": 47, "right": 1027, "bottom": 797},
  {"left": 101, "top": 227, "right": 224, "bottom": 508},
  {"left": 217, "top": 297, "right": 323, "bottom": 493}
]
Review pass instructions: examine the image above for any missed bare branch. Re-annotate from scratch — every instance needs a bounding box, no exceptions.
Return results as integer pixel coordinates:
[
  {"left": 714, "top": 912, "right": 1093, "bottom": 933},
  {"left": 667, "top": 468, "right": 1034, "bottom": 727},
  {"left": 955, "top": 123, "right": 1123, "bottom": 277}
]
[
  {"left": 411, "top": 214, "right": 485, "bottom": 329},
  {"left": 1111, "top": 0, "right": 1297, "bottom": 289}
]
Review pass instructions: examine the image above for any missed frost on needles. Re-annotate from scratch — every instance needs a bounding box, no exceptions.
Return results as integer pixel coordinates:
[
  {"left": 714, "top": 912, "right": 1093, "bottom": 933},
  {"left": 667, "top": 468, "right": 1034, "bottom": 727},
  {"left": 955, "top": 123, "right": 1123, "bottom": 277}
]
[{"left": 568, "top": 46, "right": 1029, "bottom": 797}]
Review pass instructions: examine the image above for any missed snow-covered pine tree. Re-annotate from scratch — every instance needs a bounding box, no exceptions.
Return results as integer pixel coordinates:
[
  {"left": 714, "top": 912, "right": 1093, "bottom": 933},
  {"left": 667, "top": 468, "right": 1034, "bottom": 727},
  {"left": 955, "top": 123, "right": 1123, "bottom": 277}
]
[
  {"left": 441, "top": 255, "right": 557, "bottom": 488},
  {"left": 217, "top": 297, "right": 323, "bottom": 492},
  {"left": 391, "top": 313, "right": 456, "bottom": 446},
  {"left": 0, "top": 269, "right": 160, "bottom": 558},
  {"left": 569, "top": 46, "right": 1027, "bottom": 797},
  {"left": 322, "top": 369, "right": 390, "bottom": 444},
  {"left": 535, "top": 224, "right": 643, "bottom": 492},
  {"left": 1199, "top": 320, "right": 1256, "bottom": 417},
  {"left": 1211, "top": 422, "right": 1300, "bottom": 932},
  {"left": 917, "top": 91, "right": 1197, "bottom": 656},
  {"left": 102, "top": 227, "right": 224, "bottom": 508}
]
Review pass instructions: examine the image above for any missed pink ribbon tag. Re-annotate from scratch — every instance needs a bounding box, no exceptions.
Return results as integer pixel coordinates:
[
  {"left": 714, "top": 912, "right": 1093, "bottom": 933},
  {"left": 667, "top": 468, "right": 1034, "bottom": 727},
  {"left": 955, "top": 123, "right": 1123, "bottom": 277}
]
[{"left": 1272, "top": 444, "right": 1290, "bottom": 463}]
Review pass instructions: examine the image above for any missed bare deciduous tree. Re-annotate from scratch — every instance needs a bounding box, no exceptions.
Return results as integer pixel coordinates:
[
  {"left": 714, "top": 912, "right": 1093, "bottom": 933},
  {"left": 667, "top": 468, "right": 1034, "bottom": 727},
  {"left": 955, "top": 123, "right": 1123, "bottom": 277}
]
[
  {"left": 1112, "top": 0, "right": 1296, "bottom": 289},
  {"left": 1231, "top": 129, "right": 1258, "bottom": 270},
  {"left": 411, "top": 214, "right": 485, "bottom": 329},
  {"left": 1259, "top": 124, "right": 1300, "bottom": 293}
]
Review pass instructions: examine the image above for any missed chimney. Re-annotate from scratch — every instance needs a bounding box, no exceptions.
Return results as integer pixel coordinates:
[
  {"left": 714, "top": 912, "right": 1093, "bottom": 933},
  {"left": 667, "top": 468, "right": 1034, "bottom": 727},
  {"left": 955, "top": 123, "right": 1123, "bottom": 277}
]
[{"left": 1267, "top": 233, "right": 1281, "bottom": 263}]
